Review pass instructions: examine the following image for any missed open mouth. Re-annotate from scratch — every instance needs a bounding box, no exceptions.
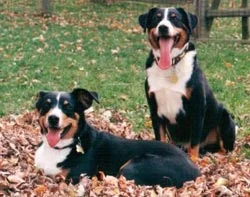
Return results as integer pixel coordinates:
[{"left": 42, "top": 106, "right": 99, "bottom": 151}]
[
  {"left": 154, "top": 34, "right": 180, "bottom": 70},
  {"left": 45, "top": 123, "right": 72, "bottom": 148},
  {"left": 156, "top": 34, "right": 180, "bottom": 49}
]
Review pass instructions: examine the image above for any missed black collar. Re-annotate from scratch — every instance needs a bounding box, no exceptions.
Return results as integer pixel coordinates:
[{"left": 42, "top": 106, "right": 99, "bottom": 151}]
[
  {"left": 154, "top": 43, "right": 190, "bottom": 67},
  {"left": 53, "top": 121, "right": 86, "bottom": 151},
  {"left": 172, "top": 44, "right": 189, "bottom": 66},
  {"left": 53, "top": 143, "right": 74, "bottom": 150},
  {"left": 53, "top": 137, "right": 81, "bottom": 151}
]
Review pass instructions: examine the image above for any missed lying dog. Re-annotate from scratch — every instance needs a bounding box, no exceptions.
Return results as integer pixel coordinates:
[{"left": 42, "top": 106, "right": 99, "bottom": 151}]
[
  {"left": 138, "top": 8, "right": 236, "bottom": 159},
  {"left": 34, "top": 88, "right": 200, "bottom": 187}
]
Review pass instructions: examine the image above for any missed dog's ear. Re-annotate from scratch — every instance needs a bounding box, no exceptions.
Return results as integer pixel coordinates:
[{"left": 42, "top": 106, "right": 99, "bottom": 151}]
[
  {"left": 71, "top": 88, "right": 99, "bottom": 110},
  {"left": 35, "top": 91, "right": 48, "bottom": 110},
  {"left": 139, "top": 7, "right": 158, "bottom": 33},
  {"left": 177, "top": 7, "right": 197, "bottom": 33},
  {"left": 138, "top": 12, "right": 148, "bottom": 33}
]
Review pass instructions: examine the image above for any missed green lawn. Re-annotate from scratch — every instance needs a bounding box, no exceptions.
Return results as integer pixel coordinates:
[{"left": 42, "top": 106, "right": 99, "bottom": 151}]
[{"left": 0, "top": 1, "right": 249, "bottom": 136}]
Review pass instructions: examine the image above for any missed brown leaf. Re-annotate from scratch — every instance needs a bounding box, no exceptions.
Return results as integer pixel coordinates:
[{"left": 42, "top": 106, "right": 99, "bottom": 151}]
[
  {"left": 224, "top": 62, "right": 233, "bottom": 69},
  {"left": 0, "top": 110, "right": 250, "bottom": 196},
  {"left": 0, "top": 180, "right": 9, "bottom": 190},
  {"left": 34, "top": 185, "right": 47, "bottom": 196}
]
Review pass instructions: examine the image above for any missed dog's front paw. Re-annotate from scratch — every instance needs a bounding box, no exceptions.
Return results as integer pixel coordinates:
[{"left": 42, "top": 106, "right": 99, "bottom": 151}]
[{"left": 188, "top": 145, "right": 199, "bottom": 162}]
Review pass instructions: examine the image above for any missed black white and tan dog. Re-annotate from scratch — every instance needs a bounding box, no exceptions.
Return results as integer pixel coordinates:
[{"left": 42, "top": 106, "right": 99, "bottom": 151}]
[
  {"left": 138, "top": 8, "right": 236, "bottom": 160},
  {"left": 34, "top": 88, "right": 200, "bottom": 188}
]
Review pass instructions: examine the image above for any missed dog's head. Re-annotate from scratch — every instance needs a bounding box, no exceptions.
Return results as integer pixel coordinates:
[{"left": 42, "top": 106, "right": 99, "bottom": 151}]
[
  {"left": 35, "top": 88, "right": 99, "bottom": 148},
  {"left": 139, "top": 7, "right": 197, "bottom": 69}
]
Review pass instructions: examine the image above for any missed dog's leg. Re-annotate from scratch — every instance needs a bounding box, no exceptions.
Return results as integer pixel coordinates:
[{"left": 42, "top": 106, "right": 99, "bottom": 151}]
[
  {"left": 145, "top": 80, "right": 166, "bottom": 141},
  {"left": 118, "top": 154, "right": 200, "bottom": 188},
  {"left": 56, "top": 169, "right": 69, "bottom": 182},
  {"left": 145, "top": 81, "right": 167, "bottom": 142},
  {"left": 188, "top": 145, "right": 199, "bottom": 162},
  {"left": 218, "top": 108, "right": 236, "bottom": 152},
  {"left": 150, "top": 104, "right": 166, "bottom": 142},
  {"left": 159, "top": 125, "right": 167, "bottom": 142},
  {"left": 188, "top": 87, "right": 206, "bottom": 161},
  {"left": 65, "top": 148, "right": 97, "bottom": 184}
]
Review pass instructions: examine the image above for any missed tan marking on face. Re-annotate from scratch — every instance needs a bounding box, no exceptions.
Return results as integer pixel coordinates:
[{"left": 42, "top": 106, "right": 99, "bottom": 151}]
[
  {"left": 173, "top": 27, "right": 188, "bottom": 49},
  {"left": 157, "top": 12, "right": 162, "bottom": 18},
  {"left": 170, "top": 13, "right": 176, "bottom": 18},
  {"left": 63, "top": 100, "right": 69, "bottom": 105},
  {"left": 60, "top": 113, "right": 79, "bottom": 140},
  {"left": 188, "top": 145, "right": 199, "bottom": 162},
  {"left": 39, "top": 115, "right": 46, "bottom": 131},
  {"left": 46, "top": 98, "right": 51, "bottom": 103},
  {"left": 38, "top": 109, "right": 57, "bottom": 133},
  {"left": 148, "top": 28, "right": 159, "bottom": 50}
]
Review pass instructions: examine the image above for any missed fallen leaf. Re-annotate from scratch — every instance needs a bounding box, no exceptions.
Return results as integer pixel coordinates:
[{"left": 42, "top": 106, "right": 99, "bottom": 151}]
[
  {"left": 224, "top": 62, "right": 233, "bottom": 69},
  {"left": 7, "top": 174, "right": 24, "bottom": 184},
  {"left": 34, "top": 185, "right": 47, "bottom": 196},
  {"left": 225, "top": 80, "right": 236, "bottom": 87},
  {"left": 214, "top": 177, "right": 228, "bottom": 186},
  {"left": 111, "top": 47, "right": 120, "bottom": 54},
  {"left": 119, "top": 94, "right": 129, "bottom": 101}
]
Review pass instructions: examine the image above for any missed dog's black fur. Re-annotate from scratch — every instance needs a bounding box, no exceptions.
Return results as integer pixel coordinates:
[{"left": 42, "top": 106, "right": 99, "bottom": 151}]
[
  {"left": 35, "top": 88, "right": 200, "bottom": 188},
  {"left": 138, "top": 7, "right": 236, "bottom": 159}
]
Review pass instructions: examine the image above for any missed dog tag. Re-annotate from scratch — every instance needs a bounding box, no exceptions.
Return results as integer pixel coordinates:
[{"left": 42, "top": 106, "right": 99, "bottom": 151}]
[
  {"left": 76, "top": 137, "right": 84, "bottom": 154},
  {"left": 170, "top": 73, "right": 178, "bottom": 83},
  {"left": 76, "top": 144, "right": 84, "bottom": 154}
]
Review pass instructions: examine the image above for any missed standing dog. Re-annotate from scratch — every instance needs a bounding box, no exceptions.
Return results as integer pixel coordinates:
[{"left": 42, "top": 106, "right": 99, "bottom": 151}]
[
  {"left": 34, "top": 88, "right": 200, "bottom": 188},
  {"left": 138, "top": 8, "right": 236, "bottom": 160}
]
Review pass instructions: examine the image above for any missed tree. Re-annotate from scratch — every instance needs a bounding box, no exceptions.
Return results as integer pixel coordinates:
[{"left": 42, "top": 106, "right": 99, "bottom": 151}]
[{"left": 41, "top": 0, "right": 52, "bottom": 17}]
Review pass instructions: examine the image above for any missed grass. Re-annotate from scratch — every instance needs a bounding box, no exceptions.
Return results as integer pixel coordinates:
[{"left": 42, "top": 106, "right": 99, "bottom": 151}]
[{"left": 0, "top": 1, "right": 250, "bottom": 138}]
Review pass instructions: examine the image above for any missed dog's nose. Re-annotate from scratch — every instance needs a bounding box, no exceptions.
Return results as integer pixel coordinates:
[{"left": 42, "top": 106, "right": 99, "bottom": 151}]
[
  {"left": 158, "top": 25, "right": 169, "bottom": 35},
  {"left": 48, "top": 115, "right": 59, "bottom": 127}
]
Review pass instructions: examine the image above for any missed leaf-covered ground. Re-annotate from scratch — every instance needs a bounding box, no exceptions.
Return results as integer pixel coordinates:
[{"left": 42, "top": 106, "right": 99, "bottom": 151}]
[{"left": 0, "top": 111, "right": 250, "bottom": 196}]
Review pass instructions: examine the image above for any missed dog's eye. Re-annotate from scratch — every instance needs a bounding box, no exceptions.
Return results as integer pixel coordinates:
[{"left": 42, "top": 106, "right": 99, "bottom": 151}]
[
  {"left": 157, "top": 13, "right": 162, "bottom": 18},
  {"left": 170, "top": 13, "right": 176, "bottom": 19}
]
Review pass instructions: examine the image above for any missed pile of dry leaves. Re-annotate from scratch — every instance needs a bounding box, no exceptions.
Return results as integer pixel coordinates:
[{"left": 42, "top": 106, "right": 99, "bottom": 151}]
[{"left": 0, "top": 110, "right": 250, "bottom": 196}]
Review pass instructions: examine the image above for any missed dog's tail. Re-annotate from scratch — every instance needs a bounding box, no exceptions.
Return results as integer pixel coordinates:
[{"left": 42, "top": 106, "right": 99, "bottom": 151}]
[{"left": 219, "top": 108, "right": 236, "bottom": 152}]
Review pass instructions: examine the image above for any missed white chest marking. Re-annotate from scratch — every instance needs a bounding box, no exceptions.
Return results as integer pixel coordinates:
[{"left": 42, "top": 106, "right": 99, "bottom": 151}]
[
  {"left": 35, "top": 137, "right": 73, "bottom": 175},
  {"left": 147, "top": 51, "right": 196, "bottom": 124}
]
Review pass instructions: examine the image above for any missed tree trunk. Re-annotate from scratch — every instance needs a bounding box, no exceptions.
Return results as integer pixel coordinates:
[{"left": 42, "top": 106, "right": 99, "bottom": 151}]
[{"left": 41, "top": 0, "right": 52, "bottom": 17}]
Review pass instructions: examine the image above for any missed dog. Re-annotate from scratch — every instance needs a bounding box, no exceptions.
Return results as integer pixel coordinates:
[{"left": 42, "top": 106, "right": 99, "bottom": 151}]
[
  {"left": 34, "top": 88, "right": 200, "bottom": 188},
  {"left": 138, "top": 8, "right": 236, "bottom": 160}
]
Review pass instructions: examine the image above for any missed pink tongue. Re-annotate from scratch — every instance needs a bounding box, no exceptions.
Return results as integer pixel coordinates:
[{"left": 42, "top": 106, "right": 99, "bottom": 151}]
[
  {"left": 46, "top": 129, "right": 61, "bottom": 147},
  {"left": 158, "top": 38, "right": 174, "bottom": 70}
]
